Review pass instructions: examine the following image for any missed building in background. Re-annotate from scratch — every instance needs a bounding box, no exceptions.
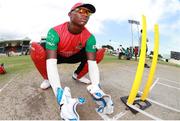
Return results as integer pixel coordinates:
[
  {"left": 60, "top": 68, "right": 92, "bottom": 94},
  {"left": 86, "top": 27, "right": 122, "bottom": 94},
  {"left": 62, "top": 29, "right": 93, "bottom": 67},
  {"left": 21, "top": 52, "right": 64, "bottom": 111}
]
[
  {"left": 0, "top": 37, "right": 31, "bottom": 56},
  {"left": 171, "top": 51, "right": 180, "bottom": 60}
]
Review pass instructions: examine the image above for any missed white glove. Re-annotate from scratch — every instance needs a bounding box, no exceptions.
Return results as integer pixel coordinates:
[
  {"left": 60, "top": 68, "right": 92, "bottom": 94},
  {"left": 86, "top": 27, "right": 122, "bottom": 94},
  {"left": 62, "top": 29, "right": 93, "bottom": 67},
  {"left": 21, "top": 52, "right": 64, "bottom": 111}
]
[
  {"left": 59, "top": 87, "right": 85, "bottom": 120},
  {"left": 87, "top": 84, "right": 114, "bottom": 114},
  {"left": 94, "top": 95, "right": 114, "bottom": 114}
]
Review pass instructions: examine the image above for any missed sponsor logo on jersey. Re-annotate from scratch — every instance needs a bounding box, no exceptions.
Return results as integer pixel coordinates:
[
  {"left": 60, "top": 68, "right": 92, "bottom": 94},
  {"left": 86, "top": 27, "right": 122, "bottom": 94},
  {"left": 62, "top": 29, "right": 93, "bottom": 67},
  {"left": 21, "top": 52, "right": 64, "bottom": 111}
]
[
  {"left": 46, "top": 41, "right": 55, "bottom": 46},
  {"left": 76, "top": 42, "right": 83, "bottom": 49}
]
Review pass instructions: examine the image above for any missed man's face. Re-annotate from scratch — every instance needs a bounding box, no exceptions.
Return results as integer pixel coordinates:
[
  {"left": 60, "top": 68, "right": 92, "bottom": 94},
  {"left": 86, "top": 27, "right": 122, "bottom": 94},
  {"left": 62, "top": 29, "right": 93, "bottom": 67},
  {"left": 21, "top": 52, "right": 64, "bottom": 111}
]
[{"left": 70, "top": 7, "right": 92, "bottom": 26}]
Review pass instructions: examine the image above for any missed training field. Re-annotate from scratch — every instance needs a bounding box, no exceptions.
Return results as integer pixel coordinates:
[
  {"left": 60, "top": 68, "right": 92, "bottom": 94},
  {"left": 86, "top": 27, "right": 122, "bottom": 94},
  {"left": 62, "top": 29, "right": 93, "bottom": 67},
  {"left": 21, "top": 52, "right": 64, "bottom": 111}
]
[{"left": 0, "top": 55, "right": 180, "bottom": 120}]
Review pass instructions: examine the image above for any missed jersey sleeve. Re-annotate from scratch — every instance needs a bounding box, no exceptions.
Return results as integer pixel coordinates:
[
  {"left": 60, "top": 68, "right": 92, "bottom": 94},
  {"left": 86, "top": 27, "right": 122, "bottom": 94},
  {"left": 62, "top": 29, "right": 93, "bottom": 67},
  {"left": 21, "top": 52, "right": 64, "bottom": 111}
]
[
  {"left": 46, "top": 28, "right": 60, "bottom": 50},
  {"left": 85, "top": 34, "right": 96, "bottom": 52}
]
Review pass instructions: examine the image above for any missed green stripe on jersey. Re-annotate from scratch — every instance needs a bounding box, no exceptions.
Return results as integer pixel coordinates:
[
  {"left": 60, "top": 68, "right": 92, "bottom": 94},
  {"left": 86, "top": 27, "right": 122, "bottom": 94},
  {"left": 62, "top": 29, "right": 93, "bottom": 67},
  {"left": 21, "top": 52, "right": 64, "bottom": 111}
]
[
  {"left": 86, "top": 35, "right": 96, "bottom": 52},
  {"left": 46, "top": 28, "right": 60, "bottom": 50}
]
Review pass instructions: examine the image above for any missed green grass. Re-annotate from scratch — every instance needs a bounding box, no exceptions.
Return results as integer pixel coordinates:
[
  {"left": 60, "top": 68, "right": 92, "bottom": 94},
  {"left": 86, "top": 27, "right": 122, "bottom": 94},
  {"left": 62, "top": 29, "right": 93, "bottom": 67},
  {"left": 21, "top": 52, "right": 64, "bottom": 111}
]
[
  {"left": 0, "top": 55, "right": 34, "bottom": 82},
  {"left": 102, "top": 54, "right": 118, "bottom": 62},
  {"left": 0, "top": 55, "right": 34, "bottom": 74},
  {"left": 0, "top": 54, "right": 124, "bottom": 75},
  {"left": 0, "top": 54, "right": 129, "bottom": 83},
  {"left": 103, "top": 54, "right": 180, "bottom": 68},
  {"left": 0, "top": 54, "right": 179, "bottom": 83},
  {"left": 0, "top": 55, "right": 179, "bottom": 76},
  {"left": 102, "top": 54, "right": 136, "bottom": 64},
  {"left": 158, "top": 60, "right": 180, "bottom": 67}
]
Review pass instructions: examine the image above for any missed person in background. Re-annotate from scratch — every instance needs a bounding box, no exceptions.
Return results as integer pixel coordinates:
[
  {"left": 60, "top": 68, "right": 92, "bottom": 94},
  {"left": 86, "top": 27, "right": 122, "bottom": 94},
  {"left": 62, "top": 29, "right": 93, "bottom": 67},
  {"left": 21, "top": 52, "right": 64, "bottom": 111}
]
[
  {"left": 139, "top": 29, "right": 150, "bottom": 68},
  {"left": 0, "top": 63, "right": 6, "bottom": 74},
  {"left": 125, "top": 47, "right": 132, "bottom": 60},
  {"left": 134, "top": 46, "right": 138, "bottom": 61},
  {"left": 118, "top": 45, "right": 125, "bottom": 59},
  {"left": 30, "top": 2, "right": 114, "bottom": 120}
]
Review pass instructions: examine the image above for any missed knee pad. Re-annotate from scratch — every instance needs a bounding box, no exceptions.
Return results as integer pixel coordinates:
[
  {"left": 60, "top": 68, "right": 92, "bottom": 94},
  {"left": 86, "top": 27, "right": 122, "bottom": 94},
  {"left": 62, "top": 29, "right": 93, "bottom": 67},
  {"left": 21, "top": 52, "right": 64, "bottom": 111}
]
[
  {"left": 96, "top": 48, "right": 106, "bottom": 63},
  {"left": 77, "top": 48, "right": 105, "bottom": 79},
  {"left": 30, "top": 42, "right": 48, "bottom": 80}
]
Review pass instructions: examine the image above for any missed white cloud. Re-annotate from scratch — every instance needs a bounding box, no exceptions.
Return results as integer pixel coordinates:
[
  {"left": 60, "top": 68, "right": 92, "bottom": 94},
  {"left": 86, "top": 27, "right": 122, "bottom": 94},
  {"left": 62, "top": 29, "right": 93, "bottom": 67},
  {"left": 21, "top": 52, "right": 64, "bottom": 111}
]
[
  {"left": 0, "top": 0, "right": 177, "bottom": 34},
  {"left": 0, "top": 0, "right": 180, "bottom": 54}
]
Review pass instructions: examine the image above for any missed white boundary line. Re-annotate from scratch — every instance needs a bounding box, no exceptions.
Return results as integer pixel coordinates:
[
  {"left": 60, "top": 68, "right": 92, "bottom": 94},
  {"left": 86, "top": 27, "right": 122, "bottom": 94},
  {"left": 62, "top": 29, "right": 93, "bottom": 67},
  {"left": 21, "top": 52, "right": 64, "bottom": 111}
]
[
  {"left": 118, "top": 65, "right": 180, "bottom": 119},
  {"left": 160, "top": 77, "right": 180, "bottom": 85},
  {"left": 138, "top": 91, "right": 180, "bottom": 113},
  {"left": 147, "top": 98, "right": 180, "bottom": 113},
  {"left": 112, "top": 110, "right": 128, "bottom": 120},
  {"left": 97, "top": 111, "right": 111, "bottom": 120},
  {"left": 0, "top": 74, "right": 19, "bottom": 93},
  {"left": 157, "top": 82, "right": 180, "bottom": 91},
  {"left": 150, "top": 77, "right": 159, "bottom": 91},
  {"left": 97, "top": 110, "right": 128, "bottom": 120},
  {"left": 128, "top": 104, "right": 162, "bottom": 120},
  {"left": 120, "top": 65, "right": 179, "bottom": 86}
]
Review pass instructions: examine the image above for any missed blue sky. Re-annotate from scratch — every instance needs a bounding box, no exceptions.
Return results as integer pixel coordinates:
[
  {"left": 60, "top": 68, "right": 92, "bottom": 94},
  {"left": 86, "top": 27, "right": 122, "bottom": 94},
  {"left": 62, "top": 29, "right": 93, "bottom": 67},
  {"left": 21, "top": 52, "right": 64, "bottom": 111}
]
[{"left": 0, "top": 0, "right": 180, "bottom": 57}]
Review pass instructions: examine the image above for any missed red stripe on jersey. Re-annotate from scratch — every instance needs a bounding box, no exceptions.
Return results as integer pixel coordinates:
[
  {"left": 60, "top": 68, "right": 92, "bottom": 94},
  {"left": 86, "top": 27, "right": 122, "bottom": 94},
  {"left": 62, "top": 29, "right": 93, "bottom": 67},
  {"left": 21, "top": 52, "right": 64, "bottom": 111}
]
[{"left": 53, "top": 22, "right": 91, "bottom": 57}]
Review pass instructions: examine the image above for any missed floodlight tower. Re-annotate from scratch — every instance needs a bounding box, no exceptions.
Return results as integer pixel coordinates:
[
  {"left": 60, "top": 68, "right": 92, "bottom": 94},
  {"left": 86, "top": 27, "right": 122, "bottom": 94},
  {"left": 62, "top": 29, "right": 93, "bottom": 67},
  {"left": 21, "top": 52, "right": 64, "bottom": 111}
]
[{"left": 128, "top": 20, "right": 140, "bottom": 53}]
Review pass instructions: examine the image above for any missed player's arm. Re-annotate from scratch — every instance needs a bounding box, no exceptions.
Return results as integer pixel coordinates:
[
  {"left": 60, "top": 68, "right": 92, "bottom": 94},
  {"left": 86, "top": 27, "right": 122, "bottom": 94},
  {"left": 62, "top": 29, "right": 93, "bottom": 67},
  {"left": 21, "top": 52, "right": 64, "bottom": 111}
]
[
  {"left": 86, "top": 35, "right": 99, "bottom": 85},
  {"left": 46, "top": 28, "right": 60, "bottom": 59},
  {"left": 86, "top": 35, "right": 96, "bottom": 60},
  {"left": 46, "top": 29, "right": 61, "bottom": 95}
]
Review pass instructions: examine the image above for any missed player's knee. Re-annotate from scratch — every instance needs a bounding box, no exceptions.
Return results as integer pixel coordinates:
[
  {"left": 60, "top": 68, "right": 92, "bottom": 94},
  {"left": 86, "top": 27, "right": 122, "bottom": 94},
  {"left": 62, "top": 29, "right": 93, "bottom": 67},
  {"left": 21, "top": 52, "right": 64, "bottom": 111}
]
[
  {"left": 30, "top": 42, "right": 46, "bottom": 61},
  {"left": 96, "top": 48, "right": 105, "bottom": 63}
]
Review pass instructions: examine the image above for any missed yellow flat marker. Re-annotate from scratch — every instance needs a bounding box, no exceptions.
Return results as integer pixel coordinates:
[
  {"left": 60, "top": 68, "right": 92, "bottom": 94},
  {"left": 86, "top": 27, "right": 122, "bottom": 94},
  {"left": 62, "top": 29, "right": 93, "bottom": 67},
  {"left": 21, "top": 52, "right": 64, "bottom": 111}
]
[
  {"left": 127, "top": 15, "right": 147, "bottom": 105},
  {"left": 141, "top": 24, "right": 159, "bottom": 101}
]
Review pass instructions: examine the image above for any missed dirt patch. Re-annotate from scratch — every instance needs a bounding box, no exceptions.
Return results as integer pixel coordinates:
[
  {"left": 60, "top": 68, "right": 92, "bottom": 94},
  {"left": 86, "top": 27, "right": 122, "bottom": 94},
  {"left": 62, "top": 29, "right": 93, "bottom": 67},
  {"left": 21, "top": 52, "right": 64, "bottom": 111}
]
[{"left": 0, "top": 62, "right": 180, "bottom": 120}]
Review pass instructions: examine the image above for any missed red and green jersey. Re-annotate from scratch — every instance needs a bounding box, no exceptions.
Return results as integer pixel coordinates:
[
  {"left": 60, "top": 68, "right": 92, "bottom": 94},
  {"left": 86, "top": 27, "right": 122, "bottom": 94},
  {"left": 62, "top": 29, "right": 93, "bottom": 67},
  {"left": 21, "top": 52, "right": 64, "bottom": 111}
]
[{"left": 46, "top": 22, "right": 96, "bottom": 57}]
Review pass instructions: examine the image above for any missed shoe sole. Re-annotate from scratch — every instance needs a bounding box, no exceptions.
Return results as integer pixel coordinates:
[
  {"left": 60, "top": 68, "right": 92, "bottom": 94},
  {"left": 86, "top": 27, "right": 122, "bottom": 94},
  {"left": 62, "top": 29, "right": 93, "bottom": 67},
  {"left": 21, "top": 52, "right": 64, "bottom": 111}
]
[
  {"left": 72, "top": 76, "right": 77, "bottom": 81},
  {"left": 40, "top": 86, "right": 51, "bottom": 90}
]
